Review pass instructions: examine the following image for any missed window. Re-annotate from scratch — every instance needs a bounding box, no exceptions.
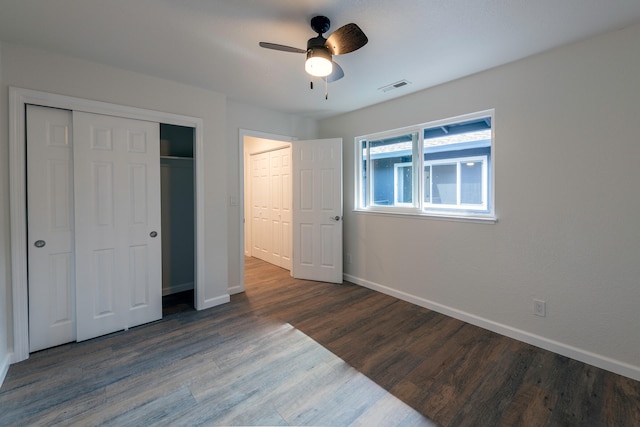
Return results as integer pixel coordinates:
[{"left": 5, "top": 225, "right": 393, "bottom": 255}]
[
  {"left": 361, "top": 132, "right": 418, "bottom": 208},
  {"left": 356, "top": 111, "right": 494, "bottom": 220}
]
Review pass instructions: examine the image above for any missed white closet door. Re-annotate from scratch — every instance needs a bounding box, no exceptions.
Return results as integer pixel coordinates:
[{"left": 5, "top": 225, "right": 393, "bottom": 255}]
[
  {"left": 73, "top": 111, "right": 162, "bottom": 341},
  {"left": 27, "top": 105, "right": 76, "bottom": 352},
  {"left": 280, "top": 148, "right": 292, "bottom": 270},
  {"left": 251, "top": 152, "right": 270, "bottom": 262},
  {"left": 270, "top": 148, "right": 292, "bottom": 270}
]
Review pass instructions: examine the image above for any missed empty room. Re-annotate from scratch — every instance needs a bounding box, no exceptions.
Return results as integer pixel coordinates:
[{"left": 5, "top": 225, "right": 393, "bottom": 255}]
[{"left": 1, "top": 1, "right": 639, "bottom": 426}]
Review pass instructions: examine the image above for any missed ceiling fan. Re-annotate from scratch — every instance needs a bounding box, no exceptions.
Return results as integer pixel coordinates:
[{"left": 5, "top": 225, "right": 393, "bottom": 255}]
[{"left": 259, "top": 15, "right": 368, "bottom": 84}]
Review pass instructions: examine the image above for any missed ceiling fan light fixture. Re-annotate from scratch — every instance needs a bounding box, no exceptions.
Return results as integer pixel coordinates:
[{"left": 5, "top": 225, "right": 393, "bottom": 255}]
[
  {"left": 305, "top": 47, "right": 333, "bottom": 77},
  {"left": 260, "top": 15, "right": 367, "bottom": 83}
]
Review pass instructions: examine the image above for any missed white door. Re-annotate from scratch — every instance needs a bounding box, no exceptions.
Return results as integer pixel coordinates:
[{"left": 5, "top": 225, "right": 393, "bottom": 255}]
[
  {"left": 27, "top": 105, "right": 76, "bottom": 352},
  {"left": 292, "top": 138, "right": 343, "bottom": 283},
  {"left": 249, "top": 148, "right": 293, "bottom": 269},
  {"left": 251, "top": 152, "right": 270, "bottom": 262},
  {"left": 270, "top": 148, "right": 292, "bottom": 270},
  {"left": 73, "top": 111, "right": 162, "bottom": 341}
]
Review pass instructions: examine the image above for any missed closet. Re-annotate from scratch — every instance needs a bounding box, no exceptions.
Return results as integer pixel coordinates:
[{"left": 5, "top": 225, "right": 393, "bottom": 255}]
[
  {"left": 27, "top": 105, "right": 162, "bottom": 351},
  {"left": 26, "top": 107, "right": 195, "bottom": 353},
  {"left": 160, "top": 124, "right": 195, "bottom": 296},
  {"left": 249, "top": 147, "right": 292, "bottom": 270}
]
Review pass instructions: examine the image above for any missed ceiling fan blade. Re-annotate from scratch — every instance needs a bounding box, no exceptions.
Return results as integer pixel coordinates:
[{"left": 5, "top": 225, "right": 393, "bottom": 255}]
[
  {"left": 324, "top": 61, "right": 344, "bottom": 83},
  {"left": 259, "top": 42, "right": 306, "bottom": 54},
  {"left": 325, "top": 23, "right": 368, "bottom": 55}
]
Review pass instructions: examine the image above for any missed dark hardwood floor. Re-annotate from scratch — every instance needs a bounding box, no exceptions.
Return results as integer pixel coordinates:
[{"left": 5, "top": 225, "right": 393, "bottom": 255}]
[{"left": 1, "top": 257, "right": 639, "bottom": 426}]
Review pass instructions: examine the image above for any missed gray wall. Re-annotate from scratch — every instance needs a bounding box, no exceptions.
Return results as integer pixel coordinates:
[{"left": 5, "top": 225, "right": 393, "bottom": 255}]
[{"left": 318, "top": 23, "right": 640, "bottom": 379}]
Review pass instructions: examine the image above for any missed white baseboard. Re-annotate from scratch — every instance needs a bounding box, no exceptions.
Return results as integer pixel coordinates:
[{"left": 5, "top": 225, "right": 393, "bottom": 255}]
[
  {"left": 344, "top": 273, "right": 640, "bottom": 381},
  {"left": 162, "top": 281, "right": 195, "bottom": 296},
  {"left": 0, "top": 351, "right": 10, "bottom": 389}
]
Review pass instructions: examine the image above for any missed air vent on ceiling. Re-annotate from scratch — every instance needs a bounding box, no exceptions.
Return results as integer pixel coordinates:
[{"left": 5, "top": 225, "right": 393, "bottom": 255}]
[{"left": 378, "top": 79, "right": 411, "bottom": 93}]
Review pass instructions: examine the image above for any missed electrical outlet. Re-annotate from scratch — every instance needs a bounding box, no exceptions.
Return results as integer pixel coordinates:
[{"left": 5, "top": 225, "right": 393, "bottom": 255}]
[
  {"left": 533, "top": 299, "right": 546, "bottom": 317},
  {"left": 346, "top": 254, "right": 352, "bottom": 264}
]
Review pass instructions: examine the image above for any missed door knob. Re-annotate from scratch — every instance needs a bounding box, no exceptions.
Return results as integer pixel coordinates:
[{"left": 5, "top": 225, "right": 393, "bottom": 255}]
[
  {"left": 34, "top": 240, "right": 46, "bottom": 248},
  {"left": 332, "top": 216, "right": 342, "bottom": 221},
  {"left": 150, "top": 231, "right": 158, "bottom": 238}
]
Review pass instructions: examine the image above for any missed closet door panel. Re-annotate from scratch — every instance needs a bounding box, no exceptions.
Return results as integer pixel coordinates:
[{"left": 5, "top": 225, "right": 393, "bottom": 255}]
[
  {"left": 251, "top": 152, "right": 270, "bottom": 262},
  {"left": 74, "top": 111, "right": 161, "bottom": 341},
  {"left": 126, "top": 146, "right": 161, "bottom": 327},
  {"left": 276, "top": 148, "right": 292, "bottom": 270},
  {"left": 124, "top": 122, "right": 162, "bottom": 328},
  {"left": 27, "top": 106, "right": 76, "bottom": 352},
  {"left": 270, "top": 152, "right": 283, "bottom": 264},
  {"left": 92, "top": 248, "right": 117, "bottom": 316},
  {"left": 74, "top": 119, "right": 124, "bottom": 340}
]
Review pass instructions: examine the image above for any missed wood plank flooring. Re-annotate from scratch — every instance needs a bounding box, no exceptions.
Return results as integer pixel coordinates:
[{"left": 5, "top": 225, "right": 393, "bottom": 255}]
[{"left": 2, "top": 257, "right": 639, "bottom": 426}]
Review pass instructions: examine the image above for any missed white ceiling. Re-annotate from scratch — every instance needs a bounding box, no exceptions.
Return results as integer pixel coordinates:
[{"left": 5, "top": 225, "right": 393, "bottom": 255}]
[{"left": 1, "top": 0, "right": 640, "bottom": 119}]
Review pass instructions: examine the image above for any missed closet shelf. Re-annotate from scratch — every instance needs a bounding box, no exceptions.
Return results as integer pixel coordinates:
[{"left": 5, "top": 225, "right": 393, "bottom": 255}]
[{"left": 160, "top": 155, "right": 193, "bottom": 161}]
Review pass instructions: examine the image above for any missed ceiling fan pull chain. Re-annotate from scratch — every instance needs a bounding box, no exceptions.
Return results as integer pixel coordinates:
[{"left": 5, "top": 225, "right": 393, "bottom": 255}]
[{"left": 325, "top": 78, "right": 329, "bottom": 100}]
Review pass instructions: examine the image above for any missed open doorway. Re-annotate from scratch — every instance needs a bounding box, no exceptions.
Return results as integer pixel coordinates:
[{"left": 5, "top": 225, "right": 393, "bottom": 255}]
[
  {"left": 245, "top": 141, "right": 293, "bottom": 270},
  {"left": 243, "top": 135, "right": 293, "bottom": 266},
  {"left": 237, "top": 131, "right": 295, "bottom": 293},
  {"left": 160, "top": 124, "right": 196, "bottom": 314},
  {"left": 238, "top": 131, "right": 345, "bottom": 291}
]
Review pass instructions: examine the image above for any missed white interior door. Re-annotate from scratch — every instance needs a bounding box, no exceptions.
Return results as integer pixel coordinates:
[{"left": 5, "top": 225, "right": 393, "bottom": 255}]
[
  {"left": 292, "top": 138, "right": 343, "bottom": 283},
  {"left": 27, "top": 105, "right": 76, "bottom": 352},
  {"left": 73, "top": 111, "right": 162, "bottom": 341}
]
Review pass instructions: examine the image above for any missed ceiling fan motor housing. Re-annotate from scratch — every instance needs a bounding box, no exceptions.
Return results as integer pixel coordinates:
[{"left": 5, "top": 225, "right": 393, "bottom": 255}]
[
  {"left": 306, "top": 34, "right": 332, "bottom": 62},
  {"left": 307, "top": 35, "right": 328, "bottom": 50},
  {"left": 306, "top": 46, "right": 332, "bottom": 62}
]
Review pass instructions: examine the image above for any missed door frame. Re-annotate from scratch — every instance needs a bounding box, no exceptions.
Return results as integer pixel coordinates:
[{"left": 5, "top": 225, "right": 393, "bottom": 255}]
[{"left": 9, "top": 87, "right": 205, "bottom": 363}]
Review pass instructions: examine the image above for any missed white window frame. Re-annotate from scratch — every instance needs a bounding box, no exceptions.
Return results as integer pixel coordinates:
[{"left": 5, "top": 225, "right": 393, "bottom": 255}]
[
  {"left": 360, "top": 129, "right": 421, "bottom": 214},
  {"left": 355, "top": 110, "right": 496, "bottom": 222}
]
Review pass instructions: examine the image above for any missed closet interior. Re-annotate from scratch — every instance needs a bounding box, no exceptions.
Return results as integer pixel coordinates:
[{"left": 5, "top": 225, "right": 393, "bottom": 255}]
[{"left": 160, "top": 124, "right": 195, "bottom": 298}]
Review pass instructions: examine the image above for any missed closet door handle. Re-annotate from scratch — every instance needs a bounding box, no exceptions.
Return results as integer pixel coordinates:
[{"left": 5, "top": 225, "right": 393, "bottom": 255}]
[
  {"left": 34, "top": 240, "right": 46, "bottom": 248},
  {"left": 150, "top": 231, "right": 158, "bottom": 238}
]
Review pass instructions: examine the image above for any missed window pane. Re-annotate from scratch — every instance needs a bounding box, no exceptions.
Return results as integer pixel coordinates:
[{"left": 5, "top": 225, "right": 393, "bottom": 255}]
[
  {"left": 432, "top": 164, "right": 457, "bottom": 205},
  {"left": 422, "top": 115, "right": 491, "bottom": 212},
  {"left": 361, "top": 140, "right": 368, "bottom": 207},
  {"left": 461, "top": 161, "right": 483, "bottom": 205},
  {"left": 369, "top": 133, "right": 416, "bottom": 207}
]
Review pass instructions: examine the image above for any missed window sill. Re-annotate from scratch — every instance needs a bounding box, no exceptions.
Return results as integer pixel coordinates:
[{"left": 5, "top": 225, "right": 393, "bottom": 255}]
[{"left": 352, "top": 208, "right": 498, "bottom": 224}]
